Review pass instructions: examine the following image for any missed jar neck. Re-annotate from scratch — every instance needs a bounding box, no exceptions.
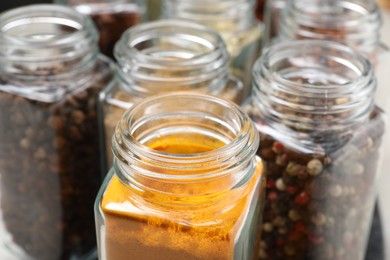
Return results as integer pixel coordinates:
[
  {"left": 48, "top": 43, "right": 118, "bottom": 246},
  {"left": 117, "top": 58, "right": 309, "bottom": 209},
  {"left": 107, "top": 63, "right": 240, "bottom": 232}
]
[
  {"left": 115, "top": 19, "right": 230, "bottom": 97},
  {"left": 279, "top": 0, "right": 382, "bottom": 54},
  {"left": 252, "top": 40, "right": 375, "bottom": 152},
  {"left": 162, "top": 0, "right": 256, "bottom": 36},
  {"left": 112, "top": 93, "right": 259, "bottom": 205},
  {"left": 0, "top": 5, "right": 99, "bottom": 85}
]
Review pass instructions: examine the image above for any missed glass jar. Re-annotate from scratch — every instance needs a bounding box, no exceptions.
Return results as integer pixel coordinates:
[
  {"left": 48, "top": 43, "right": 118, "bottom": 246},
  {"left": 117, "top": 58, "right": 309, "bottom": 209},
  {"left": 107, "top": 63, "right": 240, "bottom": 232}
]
[
  {"left": 95, "top": 93, "right": 265, "bottom": 260},
  {"left": 278, "top": 0, "right": 390, "bottom": 229},
  {"left": 56, "top": 0, "right": 146, "bottom": 59},
  {"left": 262, "top": 0, "right": 286, "bottom": 46},
  {"left": 99, "top": 19, "right": 244, "bottom": 171},
  {"left": 278, "top": 0, "right": 390, "bottom": 106},
  {"left": 279, "top": 0, "right": 382, "bottom": 55},
  {"left": 244, "top": 40, "right": 386, "bottom": 260},
  {"left": 0, "top": 5, "right": 115, "bottom": 260},
  {"left": 162, "top": 0, "right": 263, "bottom": 98}
]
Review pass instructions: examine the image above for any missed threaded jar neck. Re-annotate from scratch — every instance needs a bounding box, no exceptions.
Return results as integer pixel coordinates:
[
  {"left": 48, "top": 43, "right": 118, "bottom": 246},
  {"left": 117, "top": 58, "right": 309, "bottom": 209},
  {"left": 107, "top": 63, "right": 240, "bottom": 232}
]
[
  {"left": 162, "top": 0, "right": 255, "bottom": 35},
  {"left": 114, "top": 19, "right": 230, "bottom": 97},
  {"left": 0, "top": 4, "right": 99, "bottom": 80},
  {"left": 279, "top": 0, "right": 382, "bottom": 54},
  {"left": 112, "top": 93, "right": 259, "bottom": 202},
  {"left": 252, "top": 40, "right": 376, "bottom": 152}
]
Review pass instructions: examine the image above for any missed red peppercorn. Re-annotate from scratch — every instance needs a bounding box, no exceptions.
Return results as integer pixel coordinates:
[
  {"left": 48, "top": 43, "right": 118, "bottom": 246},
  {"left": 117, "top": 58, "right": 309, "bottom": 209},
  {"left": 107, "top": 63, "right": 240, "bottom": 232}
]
[
  {"left": 294, "top": 221, "right": 307, "bottom": 234},
  {"left": 287, "top": 185, "right": 297, "bottom": 194},
  {"left": 268, "top": 191, "right": 278, "bottom": 201},
  {"left": 294, "top": 191, "right": 310, "bottom": 205},
  {"left": 309, "top": 235, "right": 324, "bottom": 245},
  {"left": 276, "top": 239, "right": 285, "bottom": 246},
  {"left": 288, "top": 230, "right": 300, "bottom": 241},
  {"left": 266, "top": 179, "right": 276, "bottom": 189},
  {"left": 272, "top": 141, "right": 284, "bottom": 154}
]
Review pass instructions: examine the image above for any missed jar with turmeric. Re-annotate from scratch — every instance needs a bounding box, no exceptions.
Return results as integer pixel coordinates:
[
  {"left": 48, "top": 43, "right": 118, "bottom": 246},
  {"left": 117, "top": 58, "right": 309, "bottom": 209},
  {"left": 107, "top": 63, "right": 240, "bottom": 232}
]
[
  {"left": 95, "top": 93, "right": 265, "bottom": 260},
  {"left": 99, "top": 19, "right": 244, "bottom": 172}
]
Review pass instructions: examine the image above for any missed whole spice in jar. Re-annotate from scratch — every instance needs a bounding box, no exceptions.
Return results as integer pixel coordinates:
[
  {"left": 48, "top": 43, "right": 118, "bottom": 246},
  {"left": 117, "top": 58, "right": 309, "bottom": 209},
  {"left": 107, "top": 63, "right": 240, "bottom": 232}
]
[
  {"left": 255, "top": 0, "right": 266, "bottom": 21},
  {"left": 278, "top": 1, "right": 390, "bottom": 212},
  {"left": 95, "top": 93, "right": 265, "bottom": 260},
  {"left": 99, "top": 19, "right": 244, "bottom": 172},
  {"left": 0, "top": 5, "right": 115, "bottom": 260},
  {"left": 244, "top": 40, "right": 386, "bottom": 260},
  {"left": 57, "top": 0, "right": 146, "bottom": 59}
]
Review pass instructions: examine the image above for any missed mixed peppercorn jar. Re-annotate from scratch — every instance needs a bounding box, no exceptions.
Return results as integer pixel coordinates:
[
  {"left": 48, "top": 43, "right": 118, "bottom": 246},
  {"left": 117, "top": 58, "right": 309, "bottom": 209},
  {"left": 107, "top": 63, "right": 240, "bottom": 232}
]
[
  {"left": 278, "top": 0, "right": 390, "bottom": 112},
  {"left": 95, "top": 93, "right": 265, "bottom": 260},
  {"left": 99, "top": 19, "right": 244, "bottom": 171},
  {"left": 243, "top": 40, "right": 386, "bottom": 260},
  {"left": 0, "top": 4, "right": 115, "bottom": 260},
  {"left": 162, "top": 0, "right": 263, "bottom": 98},
  {"left": 56, "top": 0, "right": 146, "bottom": 59},
  {"left": 278, "top": 0, "right": 390, "bottom": 221}
]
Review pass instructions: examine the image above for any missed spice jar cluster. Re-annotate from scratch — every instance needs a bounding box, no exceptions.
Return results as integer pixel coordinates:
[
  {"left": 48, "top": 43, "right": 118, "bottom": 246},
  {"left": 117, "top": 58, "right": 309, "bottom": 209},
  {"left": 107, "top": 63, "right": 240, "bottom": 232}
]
[{"left": 0, "top": 0, "right": 388, "bottom": 260}]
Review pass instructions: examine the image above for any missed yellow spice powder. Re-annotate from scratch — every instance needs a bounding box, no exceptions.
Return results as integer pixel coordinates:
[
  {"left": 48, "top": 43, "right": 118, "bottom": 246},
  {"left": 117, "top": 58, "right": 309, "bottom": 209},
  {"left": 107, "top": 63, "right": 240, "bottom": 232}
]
[{"left": 101, "top": 134, "right": 262, "bottom": 260}]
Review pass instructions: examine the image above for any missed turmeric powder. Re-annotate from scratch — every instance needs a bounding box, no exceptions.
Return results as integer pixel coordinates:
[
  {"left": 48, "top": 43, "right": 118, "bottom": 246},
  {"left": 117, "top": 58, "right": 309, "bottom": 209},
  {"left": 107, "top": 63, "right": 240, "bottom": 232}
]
[{"left": 99, "top": 133, "right": 264, "bottom": 260}]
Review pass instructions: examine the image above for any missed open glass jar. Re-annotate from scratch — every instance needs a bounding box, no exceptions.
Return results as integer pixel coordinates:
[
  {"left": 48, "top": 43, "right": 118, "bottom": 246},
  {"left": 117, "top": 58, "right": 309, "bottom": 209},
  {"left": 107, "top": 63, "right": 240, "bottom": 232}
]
[
  {"left": 278, "top": 0, "right": 390, "bottom": 222},
  {"left": 162, "top": 0, "right": 263, "bottom": 98},
  {"left": 56, "top": 0, "right": 146, "bottom": 59},
  {"left": 243, "top": 40, "right": 386, "bottom": 260},
  {"left": 99, "top": 19, "right": 243, "bottom": 171},
  {"left": 0, "top": 5, "right": 116, "bottom": 260},
  {"left": 95, "top": 93, "right": 265, "bottom": 260},
  {"left": 278, "top": 0, "right": 390, "bottom": 111}
]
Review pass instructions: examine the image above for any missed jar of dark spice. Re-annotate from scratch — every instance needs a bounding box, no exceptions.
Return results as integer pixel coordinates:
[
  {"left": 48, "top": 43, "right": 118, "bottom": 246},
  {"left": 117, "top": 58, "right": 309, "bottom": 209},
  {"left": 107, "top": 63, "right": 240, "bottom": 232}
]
[
  {"left": 278, "top": 0, "right": 390, "bottom": 220},
  {"left": 99, "top": 19, "right": 244, "bottom": 171},
  {"left": 0, "top": 4, "right": 116, "bottom": 260},
  {"left": 243, "top": 40, "right": 386, "bottom": 260},
  {"left": 279, "top": 0, "right": 383, "bottom": 60},
  {"left": 262, "top": 0, "right": 286, "bottom": 46},
  {"left": 255, "top": 0, "right": 267, "bottom": 21},
  {"left": 278, "top": 0, "right": 390, "bottom": 109},
  {"left": 162, "top": 0, "right": 263, "bottom": 99},
  {"left": 56, "top": 0, "right": 146, "bottom": 59},
  {"left": 95, "top": 93, "right": 265, "bottom": 260}
]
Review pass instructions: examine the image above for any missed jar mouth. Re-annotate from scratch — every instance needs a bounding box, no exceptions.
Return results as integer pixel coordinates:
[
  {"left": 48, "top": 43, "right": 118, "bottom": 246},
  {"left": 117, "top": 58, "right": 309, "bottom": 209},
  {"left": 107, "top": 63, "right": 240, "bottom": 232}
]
[
  {"left": 252, "top": 40, "right": 375, "bottom": 149},
  {"left": 115, "top": 19, "right": 227, "bottom": 67},
  {"left": 162, "top": 0, "right": 255, "bottom": 34},
  {"left": 0, "top": 4, "right": 98, "bottom": 63},
  {"left": 113, "top": 93, "right": 259, "bottom": 181},
  {"left": 256, "top": 40, "right": 373, "bottom": 97},
  {"left": 281, "top": 0, "right": 382, "bottom": 52},
  {"left": 114, "top": 19, "right": 229, "bottom": 95},
  {"left": 288, "top": 0, "right": 379, "bottom": 26}
]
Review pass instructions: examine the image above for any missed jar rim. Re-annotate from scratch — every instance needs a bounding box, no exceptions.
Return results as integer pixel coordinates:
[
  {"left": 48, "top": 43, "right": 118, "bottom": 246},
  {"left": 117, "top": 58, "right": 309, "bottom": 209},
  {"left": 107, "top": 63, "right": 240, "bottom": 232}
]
[
  {"left": 255, "top": 39, "right": 373, "bottom": 96},
  {"left": 251, "top": 39, "right": 376, "bottom": 151},
  {"left": 115, "top": 18, "right": 228, "bottom": 67},
  {"left": 286, "top": 0, "right": 380, "bottom": 27},
  {"left": 0, "top": 4, "right": 98, "bottom": 51},
  {"left": 280, "top": 0, "right": 382, "bottom": 52},
  {"left": 112, "top": 93, "right": 259, "bottom": 181}
]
